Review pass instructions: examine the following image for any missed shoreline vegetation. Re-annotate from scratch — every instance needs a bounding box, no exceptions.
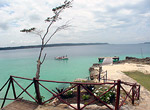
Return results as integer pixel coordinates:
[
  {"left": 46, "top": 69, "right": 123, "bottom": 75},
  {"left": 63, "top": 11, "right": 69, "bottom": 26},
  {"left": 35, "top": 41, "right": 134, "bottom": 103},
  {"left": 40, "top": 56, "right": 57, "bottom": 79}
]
[{"left": 0, "top": 43, "right": 108, "bottom": 51}]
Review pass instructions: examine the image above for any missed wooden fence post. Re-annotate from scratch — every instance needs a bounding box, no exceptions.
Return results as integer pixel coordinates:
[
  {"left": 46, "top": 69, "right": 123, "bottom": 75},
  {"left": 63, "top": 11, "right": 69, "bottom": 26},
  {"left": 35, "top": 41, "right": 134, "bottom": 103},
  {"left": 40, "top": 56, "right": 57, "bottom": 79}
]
[
  {"left": 106, "top": 70, "right": 107, "bottom": 82},
  {"left": 10, "top": 76, "right": 17, "bottom": 99},
  {"left": 77, "top": 84, "right": 81, "bottom": 110},
  {"left": 1, "top": 78, "right": 11, "bottom": 108},
  {"left": 33, "top": 78, "right": 42, "bottom": 104},
  {"left": 132, "top": 84, "right": 136, "bottom": 105},
  {"left": 115, "top": 80, "right": 121, "bottom": 110},
  {"left": 99, "top": 66, "right": 102, "bottom": 82},
  {"left": 137, "top": 85, "right": 140, "bottom": 100}
]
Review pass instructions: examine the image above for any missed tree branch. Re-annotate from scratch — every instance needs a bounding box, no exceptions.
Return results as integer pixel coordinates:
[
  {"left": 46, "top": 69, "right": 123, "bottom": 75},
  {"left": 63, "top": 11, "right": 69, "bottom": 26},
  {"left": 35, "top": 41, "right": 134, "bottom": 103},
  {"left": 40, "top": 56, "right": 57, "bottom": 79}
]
[
  {"left": 32, "top": 31, "right": 43, "bottom": 40},
  {"left": 44, "top": 28, "right": 59, "bottom": 47},
  {"left": 44, "top": 22, "right": 71, "bottom": 47}
]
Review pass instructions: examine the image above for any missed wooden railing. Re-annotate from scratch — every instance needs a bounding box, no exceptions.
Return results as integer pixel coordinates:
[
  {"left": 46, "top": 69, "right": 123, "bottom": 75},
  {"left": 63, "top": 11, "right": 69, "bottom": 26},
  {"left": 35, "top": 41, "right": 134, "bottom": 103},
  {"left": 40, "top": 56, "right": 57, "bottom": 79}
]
[
  {"left": 99, "top": 70, "right": 107, "bottom": 83},
  {"left": 0, "top": 75, "right": 140, "bottom": 110}
]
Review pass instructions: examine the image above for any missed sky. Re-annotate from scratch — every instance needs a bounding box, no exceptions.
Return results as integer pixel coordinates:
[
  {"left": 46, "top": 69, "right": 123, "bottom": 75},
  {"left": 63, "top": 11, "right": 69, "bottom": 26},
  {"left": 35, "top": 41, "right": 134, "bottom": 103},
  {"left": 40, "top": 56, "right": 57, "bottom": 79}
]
[{"left": 0, "top": 0, "right": 150, "bottom": 47}]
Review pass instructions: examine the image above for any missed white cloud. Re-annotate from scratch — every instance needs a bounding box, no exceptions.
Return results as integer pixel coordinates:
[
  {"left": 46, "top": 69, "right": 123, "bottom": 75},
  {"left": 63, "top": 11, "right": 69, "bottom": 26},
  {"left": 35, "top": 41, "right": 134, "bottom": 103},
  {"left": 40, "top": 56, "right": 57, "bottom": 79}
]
[
  {"left": 106, "top": 0, "right": 143, "bottom": 7},
  {"left": 118, "top": 9, "right": 133, "bottom": 15},
  {"left": 141, "top": 12, "right": 150, "bottom": 17},
  {"left": 0, "top": 0, "right": 150, "bottom": 47}
]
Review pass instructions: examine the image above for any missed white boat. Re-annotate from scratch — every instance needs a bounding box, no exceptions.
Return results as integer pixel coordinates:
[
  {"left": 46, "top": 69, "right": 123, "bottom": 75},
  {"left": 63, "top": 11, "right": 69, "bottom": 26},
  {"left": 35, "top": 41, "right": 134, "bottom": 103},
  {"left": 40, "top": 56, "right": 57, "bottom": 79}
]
[{"left": 55, "top": 56, "right": 68, "bottom": 60}]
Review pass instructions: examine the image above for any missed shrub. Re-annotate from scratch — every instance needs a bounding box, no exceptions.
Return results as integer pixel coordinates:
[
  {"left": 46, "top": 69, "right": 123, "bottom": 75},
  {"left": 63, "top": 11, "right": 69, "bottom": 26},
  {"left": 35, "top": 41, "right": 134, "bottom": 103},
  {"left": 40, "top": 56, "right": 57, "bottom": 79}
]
[
  {"left": 84, "top": 102, "right": 88, "bottom": 105},
  {"left": 99, "top": 91, "right": 115, "bottom": 103},
  {"left": 85, "top": 84, "right": 95, "bottom": 92},
  {"left": 82, "top": 94, "right": 90, "bottom": 100},
  {"left": 52, "top": 87, "right": 66, "bottom": 98},
  {"left": 66, "top": 90, "right": 74, "bottom": 98},
  {"left": 93, "top": 86, "right": 115, "bottom": 104}
]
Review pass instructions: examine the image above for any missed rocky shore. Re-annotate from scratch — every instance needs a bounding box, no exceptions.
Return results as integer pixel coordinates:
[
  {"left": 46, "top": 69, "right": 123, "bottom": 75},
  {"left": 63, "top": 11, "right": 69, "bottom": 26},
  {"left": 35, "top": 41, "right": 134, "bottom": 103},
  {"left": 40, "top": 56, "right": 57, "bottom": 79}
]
[{"left": 115, "top": 57, "right": 150, "bottom": 65}]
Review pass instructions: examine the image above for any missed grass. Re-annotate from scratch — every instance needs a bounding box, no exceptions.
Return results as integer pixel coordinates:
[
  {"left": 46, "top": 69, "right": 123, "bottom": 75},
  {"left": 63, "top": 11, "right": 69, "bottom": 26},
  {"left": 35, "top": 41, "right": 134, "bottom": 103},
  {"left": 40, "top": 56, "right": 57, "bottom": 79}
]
[{"left": 123, "top": 71, "right": 150, "bottom": 91}]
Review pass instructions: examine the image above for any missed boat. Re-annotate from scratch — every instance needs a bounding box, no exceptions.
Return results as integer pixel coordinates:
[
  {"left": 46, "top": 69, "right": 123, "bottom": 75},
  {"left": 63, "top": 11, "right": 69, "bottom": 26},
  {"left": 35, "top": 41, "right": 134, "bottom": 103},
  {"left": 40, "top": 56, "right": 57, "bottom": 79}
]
[{"left": 55, "top": 56, "right": 69, "bottom": 60}]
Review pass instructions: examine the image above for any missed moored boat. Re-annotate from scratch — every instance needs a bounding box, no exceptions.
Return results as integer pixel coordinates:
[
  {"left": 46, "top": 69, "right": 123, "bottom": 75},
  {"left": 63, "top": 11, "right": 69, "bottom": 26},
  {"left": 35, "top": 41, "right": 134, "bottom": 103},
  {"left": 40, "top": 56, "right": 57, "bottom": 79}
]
[{"left": 55, "top": 56, "right": 68, "bottom": 60}]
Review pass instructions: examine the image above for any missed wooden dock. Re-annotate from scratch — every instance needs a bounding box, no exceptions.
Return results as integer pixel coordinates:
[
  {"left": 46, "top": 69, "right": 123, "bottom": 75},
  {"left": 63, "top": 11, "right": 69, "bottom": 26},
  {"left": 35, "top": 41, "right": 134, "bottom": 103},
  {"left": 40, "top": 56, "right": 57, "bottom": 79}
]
[
  {"left": 98, "top": 56, "right": 119, "bottom": 63},
  {"left": 2, "top": 99, "right": 38, "bottom": 110}
]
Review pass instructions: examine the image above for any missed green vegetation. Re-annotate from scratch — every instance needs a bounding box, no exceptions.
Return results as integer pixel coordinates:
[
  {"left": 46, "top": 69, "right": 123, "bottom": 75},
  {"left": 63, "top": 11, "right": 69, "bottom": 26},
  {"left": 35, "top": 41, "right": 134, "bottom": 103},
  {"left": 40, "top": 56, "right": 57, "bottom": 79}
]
[
  {"left": 123, "top": 71, "right": 150, "bottom": 91},
  {"left": 93, "top": 86, "right": 115, "bottom": 104},
  {"left": 82, "top": 94, "right": 90, "bottom": 100},
  {"left": 84, "top": 102, "right": 88, "bottom": 105},
  {"left": 66, "top": 90, "right": 74, "bottom": 97}
]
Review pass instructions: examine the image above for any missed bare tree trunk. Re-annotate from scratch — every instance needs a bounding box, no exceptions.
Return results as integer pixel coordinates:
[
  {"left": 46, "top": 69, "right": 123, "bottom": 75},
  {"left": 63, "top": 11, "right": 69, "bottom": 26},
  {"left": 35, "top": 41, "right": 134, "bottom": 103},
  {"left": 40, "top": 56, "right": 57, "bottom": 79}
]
[
  {"left": 35, "top": 59, "right": 42, "bottom": 104},
  {"left": 36, "top": 60, "right": 41, "bottom": 79}
]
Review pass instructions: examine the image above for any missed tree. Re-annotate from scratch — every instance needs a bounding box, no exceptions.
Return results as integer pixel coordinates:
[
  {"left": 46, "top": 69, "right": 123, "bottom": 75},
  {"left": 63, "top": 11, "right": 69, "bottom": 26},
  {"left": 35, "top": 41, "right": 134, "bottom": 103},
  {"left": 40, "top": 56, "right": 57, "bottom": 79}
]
[
  {"left": 21, "top": 0, "right": 73, "bottom": 79},
  {"left": 20, "top": 0, "right": 73, "bottom": 103}
]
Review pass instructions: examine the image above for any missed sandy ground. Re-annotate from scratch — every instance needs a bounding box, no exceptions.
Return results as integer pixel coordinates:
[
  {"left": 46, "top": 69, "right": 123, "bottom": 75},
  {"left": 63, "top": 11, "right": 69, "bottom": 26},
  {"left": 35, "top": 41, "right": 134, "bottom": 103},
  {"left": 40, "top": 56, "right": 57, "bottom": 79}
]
[
  {"left": 35, "top": 63, "right": 150, "bottom": 110},
  {"left": 102, "top": 63, "right": 150, "bottom": 110},
  {"left": 102, "top": 63, "right": 150, "bottom": 81}
]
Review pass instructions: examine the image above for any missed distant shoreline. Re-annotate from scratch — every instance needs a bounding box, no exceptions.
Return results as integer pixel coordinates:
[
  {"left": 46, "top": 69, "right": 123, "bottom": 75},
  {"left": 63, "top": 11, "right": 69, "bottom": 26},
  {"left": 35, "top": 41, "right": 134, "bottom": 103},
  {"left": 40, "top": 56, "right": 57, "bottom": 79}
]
[{"left": 0, "top": 43, "right": 108, "bottom": 51}]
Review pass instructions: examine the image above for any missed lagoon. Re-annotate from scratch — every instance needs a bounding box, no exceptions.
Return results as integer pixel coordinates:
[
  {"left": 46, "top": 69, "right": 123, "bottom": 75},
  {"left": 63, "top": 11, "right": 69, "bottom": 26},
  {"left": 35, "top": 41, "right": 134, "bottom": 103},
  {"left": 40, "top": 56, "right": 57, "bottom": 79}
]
[
  {"left": 0, "top": 44, "right": 150, "bottom": 83},
  {"left": 0, "top": 44, "right": 150, "bottom": 103}
]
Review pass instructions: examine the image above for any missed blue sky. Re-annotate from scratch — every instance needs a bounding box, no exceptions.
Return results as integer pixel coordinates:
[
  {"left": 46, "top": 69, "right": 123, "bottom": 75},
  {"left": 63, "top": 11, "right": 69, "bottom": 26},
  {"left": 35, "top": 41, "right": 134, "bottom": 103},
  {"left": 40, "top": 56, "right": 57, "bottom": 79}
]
[{"left": 0, "top": 0, "right": 150, "bottom": 47}]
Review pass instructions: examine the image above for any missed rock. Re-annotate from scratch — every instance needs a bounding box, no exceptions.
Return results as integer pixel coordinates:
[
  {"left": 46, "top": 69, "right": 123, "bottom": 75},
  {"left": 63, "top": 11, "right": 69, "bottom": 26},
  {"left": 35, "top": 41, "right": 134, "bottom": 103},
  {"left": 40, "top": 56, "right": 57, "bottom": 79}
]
[
  {"left": 74, "top": 78, "right": 87, "bottom": 82},
  {"left": 47, "top": 98, "right": 60, "bottom": 106},
  {"left": 116, "top": 56, "right": 150, "bottom": 65},
  {"left": 89, "top": 65, "right": 103, "bottom": 80},
  {"left": 90, "top": 70, "right": 99, "bottom": 80},
  {"left": 93, "top": 63, "right": 101, "bottom": 67},
  {"left": 89, "top": 67, "right": 95, "bottom": 72},
  {"left": 93, "top": 79, "right": 99, "bottom": 83},
  {"left": 126, "top": 56, "right": 137, "bottom": 60}
]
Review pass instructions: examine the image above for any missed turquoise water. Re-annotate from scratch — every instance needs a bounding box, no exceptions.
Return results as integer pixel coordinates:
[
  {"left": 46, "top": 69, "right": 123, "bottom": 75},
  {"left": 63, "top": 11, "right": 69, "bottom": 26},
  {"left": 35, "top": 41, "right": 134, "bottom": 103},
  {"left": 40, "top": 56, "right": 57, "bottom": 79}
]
[{"left": 0, "top": 44, "right": 150, "bottom": 104}]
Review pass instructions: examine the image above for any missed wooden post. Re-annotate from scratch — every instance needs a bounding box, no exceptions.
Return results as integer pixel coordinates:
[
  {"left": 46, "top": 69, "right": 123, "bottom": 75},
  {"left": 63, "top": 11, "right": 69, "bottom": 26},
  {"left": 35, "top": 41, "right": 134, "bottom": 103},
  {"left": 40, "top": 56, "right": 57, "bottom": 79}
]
[
  {"left": 115, "top": 80, "right": 121, "bottom": 110},
  {"left": 33, "top": 78, "right": 42, "bottom": 104},
  {"left": 106, "top": 70, "right": 107, "bottom": 81},
  {"left": 99, "top": 66, "right": 102, "bottom": 82},
  {"left": 132, "top": 84, "right": 136, "bottom": 105},
  {"left": 77, "top": 84, "right": 80, "bottom": 110},
  {"left": 1, "top": 78, "right": 11, "bottom": 108},
  {"left": 137, "top": 85, "right": 140, "bottom": 100},
  {"left": 10, "top": 76, "right": 17, "bottom": 99}
]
